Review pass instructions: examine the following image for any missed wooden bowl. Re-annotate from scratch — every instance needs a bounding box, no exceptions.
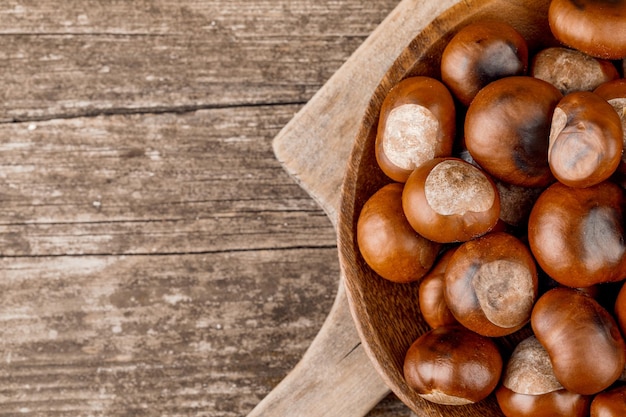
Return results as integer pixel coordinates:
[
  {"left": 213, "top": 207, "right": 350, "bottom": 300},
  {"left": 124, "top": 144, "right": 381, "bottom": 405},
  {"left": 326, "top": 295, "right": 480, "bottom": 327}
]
[{"left": 338, "top": 1, "right": 557, "bottom": 416}]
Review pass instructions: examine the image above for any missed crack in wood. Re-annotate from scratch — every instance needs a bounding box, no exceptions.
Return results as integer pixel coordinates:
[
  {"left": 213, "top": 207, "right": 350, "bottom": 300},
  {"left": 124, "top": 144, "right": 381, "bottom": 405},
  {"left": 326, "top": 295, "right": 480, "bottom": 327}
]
[
  {"left": 0, "top": 32, "right": 175, "bottom": 37},
  {"left": 1, "top": 100, "right": 307, "bottom": 124},
  {"left": 0, "top": 244, "right": 338, "bottom": 259},
  {"left": 0, "top": 209, "right": 327, "bottom": 227},
  {"left": 342, "top": 342, "right": 362, "bottom": 360}
]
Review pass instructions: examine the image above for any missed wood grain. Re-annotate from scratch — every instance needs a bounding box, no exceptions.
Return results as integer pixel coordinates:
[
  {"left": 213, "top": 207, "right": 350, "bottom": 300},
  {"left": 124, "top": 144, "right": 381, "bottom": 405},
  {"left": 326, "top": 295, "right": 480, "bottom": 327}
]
[
  {"left": 0, "top": 105, "right": 342, "bottom": 416},
  {"left": 0, "top": 107, "right": 335, "bottom": 257},
  {"left": 0, "top": 0, "right": 416, "bottom": 416},
  {"left": 1, "top": 250, "right": 340, "bottom": 416},
  {"left": 0, "top": 0, "right": 393, "bottom": 122}
]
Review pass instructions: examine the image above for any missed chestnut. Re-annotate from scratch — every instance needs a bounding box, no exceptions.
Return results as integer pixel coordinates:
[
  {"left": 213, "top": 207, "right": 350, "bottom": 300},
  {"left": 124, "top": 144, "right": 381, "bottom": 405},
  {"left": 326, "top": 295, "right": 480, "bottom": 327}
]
[
  {"left": 357, "top": 182, "right": 440, "bottom": 283},
  {"left": 527, "top": 181, "right": 626, "bottom": 288},
  {"left": 549, "top": 0, "right": 626, "bottom": 60},
  {"left": 464, "top": 76, "right": 562, "bottom": 187},
  {"left": 496, "top": 387, "right": 591, "bottom": 417},
  {"left": 531, "top": 47, "right": 619, "bottom": 95},
  {"left": 548, "top": 91, "right": 623, "bottom": 188},
  {"left": 590, "top": 385, "right": 626, "bottom": 417},
  {"left": 531, "top": 287, "right": 626, "bottom": 395},
  {"left": 441, "top": 20, "right": 528, "bottom": 106},
  {"left": 594, "top": 79, "right": 626, "bottom": 187},
  {"left": 403, "top": 325, "right": 502, "bottom": 405},
  {"left": 375, "top": 76, "right": 456, "bottom": 182},
  {"left": 402, "top": 157, "right": 500, "bottom": 243},
  {"left": 444, "top": 232, "right": 538, "bottom": 337},
  {"left": 594, "top": 78, "right": 626, "bottom": 104},
  {"left": 496, "top": 336, "right": 592, "bottom": 417},
  {"left": 495, "top": 180, "right": 544, "bottom": 228},
  {"left": 418, "top": 248, "right": 459, "bottom": 329},
  {"left": 614, "top": 282, "right": 626, "bottom": 338}
]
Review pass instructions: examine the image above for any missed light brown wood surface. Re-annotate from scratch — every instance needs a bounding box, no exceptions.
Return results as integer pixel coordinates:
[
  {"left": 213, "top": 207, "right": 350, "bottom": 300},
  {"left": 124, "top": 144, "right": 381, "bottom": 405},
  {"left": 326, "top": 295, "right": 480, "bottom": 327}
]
[{"left": 0, "top": 1, "right": 420, "bottom": 416}]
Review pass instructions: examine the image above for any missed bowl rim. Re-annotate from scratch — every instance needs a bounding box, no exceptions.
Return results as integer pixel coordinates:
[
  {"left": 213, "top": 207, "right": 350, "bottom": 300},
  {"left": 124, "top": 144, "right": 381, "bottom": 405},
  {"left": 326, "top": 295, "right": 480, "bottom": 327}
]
[{"left": 336, "top": 0, "right": 554, "bottom": 414}]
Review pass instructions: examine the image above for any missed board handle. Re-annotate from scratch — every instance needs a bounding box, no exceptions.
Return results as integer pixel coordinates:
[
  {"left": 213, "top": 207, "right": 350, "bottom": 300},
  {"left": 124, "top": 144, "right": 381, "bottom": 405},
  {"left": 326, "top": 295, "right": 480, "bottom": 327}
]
[{"left": 246, "top": 277, "right": 390, "bottom": 417}]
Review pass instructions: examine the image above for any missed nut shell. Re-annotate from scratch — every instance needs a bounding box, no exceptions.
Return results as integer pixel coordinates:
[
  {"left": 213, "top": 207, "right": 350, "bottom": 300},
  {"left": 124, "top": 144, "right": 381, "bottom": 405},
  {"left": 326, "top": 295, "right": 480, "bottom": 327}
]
[
  {"left": 402, "top": 157, "right": 500, "bottom": 243},
  {"left": 590, "top": 385, "right": 626, "bottom": 417},
  {"left": 357, "top": 183, "right": 440, "bottom": 283},
  {"left": 404, "top": 325, "right": 503, "bottom": 405},
  {"left": 614, "top": 282, "right": 626, "bottom": 337},
  {"left": 465, "top": 76, "right": 562, "bottom": 187},
  {"left": 549, "top": 0, "right": 626, "bottom": 59},
  {"left": 528, "top": 181, "right": 626, "bottom": 287},
  {"left": 496, "top": 386, "right": 591, "bottom": 417},
  {"left": 375, "top": 76, "right": 456, "bottom": 182},
  {"left": 548, "top": 91, "right": 623, "bottom": 188},
  {"left": 441, "top": 20, "right": 528, "bottom": 106},
  {"left": 532, "top": 47, "right": 619, "bottom": 95},
  {"left": 502, "top": 336, "right": 562, "bottom": 396},
  {"left": 595, "top": 79, "right": 626, "bottom": 184},
  {"left": 444, "top": 232, "right": 538, "bottom": 337},
  {"left": 531, "top": 287, "right": 626, "bottom": 395},
  {"left": 418, "top": 248, "right": 459, "bottom": 329}
]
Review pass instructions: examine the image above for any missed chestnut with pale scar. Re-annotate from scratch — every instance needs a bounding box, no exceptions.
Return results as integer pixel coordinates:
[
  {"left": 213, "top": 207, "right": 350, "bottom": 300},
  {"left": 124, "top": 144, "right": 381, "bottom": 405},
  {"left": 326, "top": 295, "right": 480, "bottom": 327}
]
[
  {"left": 548, "top": 91, "right": 623, "bottom": 188},
  {"left": 444, "top": 232, "right": 538, "bottom": 337},
  {"left": 496, "top": 335, "right": 592, "bottom": 417},
  {"left": 402, "top": 157, "right": 500, "bottom": 243},
  {"left": 382, "top": 104, "right": 439, "bottom": 171},
  {"left": 375, "top": 76, "right": 456, "bottom": 183}
]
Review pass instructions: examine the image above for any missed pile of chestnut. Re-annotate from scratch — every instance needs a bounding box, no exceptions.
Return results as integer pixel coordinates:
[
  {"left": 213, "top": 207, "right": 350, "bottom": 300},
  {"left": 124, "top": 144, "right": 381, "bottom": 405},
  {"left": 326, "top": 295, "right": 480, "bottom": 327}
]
[{"left": 356, "top": 1, "right": 626, "bottom": 416}]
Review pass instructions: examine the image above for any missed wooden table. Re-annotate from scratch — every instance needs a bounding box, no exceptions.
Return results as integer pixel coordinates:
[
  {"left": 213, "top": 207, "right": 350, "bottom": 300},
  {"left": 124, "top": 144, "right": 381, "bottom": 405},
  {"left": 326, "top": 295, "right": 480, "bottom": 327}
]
[{"left": 0, "top": 1, "right": 415, "bottom": 415}]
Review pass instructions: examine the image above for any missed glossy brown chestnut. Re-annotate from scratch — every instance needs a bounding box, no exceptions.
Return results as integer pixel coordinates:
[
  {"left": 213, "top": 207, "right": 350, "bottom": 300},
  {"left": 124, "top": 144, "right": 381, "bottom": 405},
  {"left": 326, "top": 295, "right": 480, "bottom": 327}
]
[
  {"left": 464, "top": 76, "right": 562, "bottom": 187},
  {"left": 403, "top": 325, "right": 503, "bottom": 405},
  {"left": 418, "top": 248, "right": 459, "bottom": 329},
  {"left": 402, "top": 157, "right": 500, "bottom": 243},
  {"left": 441, "top": 20, "right": 528, "bottom": 106},
  {"left": 590, "top": 385, "right": 626, "bottom": 417},
  {"left": 614, "top": 282, "right": 626, "bottom": 338},
  {"left": 527, "top": 181, "right": 626, "bottom": 287},
  {"left": 375, "top": 76, "right": 456, "bottom": 182},
  {"left": 496, "top": 336, "right": 592, "bottom": 417},
  {"left": 496, "top": 386, "right": 591, "bottom": 417},
  {"left": 594, "top": 79, "right": 626, "bottom": 102},
  {"left": 444, "top": 232, "right": 538, "bottom": 337},
  {"left": 531, "top": 47, "right": 619, "bottom": 95},
  {"left": 549, "top": 0, "right": 626, "bottom": 59},
  {"left": 595, "top": 79, "right": 626, "bottom": 185},
  {"left": 356, "top": 182, "right": 440, "bottom": 283},
  {"left": 531, "top": 287, "right": 626, "bottom": 395},
  {"left": 549, "top": 91, "right": 623, "bottom": 188},
  {"left": 595, "top": 78, "right": 626, "bottom": 149}
]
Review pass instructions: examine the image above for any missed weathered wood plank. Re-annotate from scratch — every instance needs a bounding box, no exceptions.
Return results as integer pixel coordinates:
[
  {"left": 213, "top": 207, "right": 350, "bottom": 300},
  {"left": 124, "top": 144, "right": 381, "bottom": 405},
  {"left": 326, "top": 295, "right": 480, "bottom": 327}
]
[
  {"left": 0, "top": 0, "right": 398, "bottom": 121},
  {"left": 0, "top": 105, "right": 334, "bottom": 257},
  {"left": 0, "top": 249, "right": 338, "bottom": 416}
]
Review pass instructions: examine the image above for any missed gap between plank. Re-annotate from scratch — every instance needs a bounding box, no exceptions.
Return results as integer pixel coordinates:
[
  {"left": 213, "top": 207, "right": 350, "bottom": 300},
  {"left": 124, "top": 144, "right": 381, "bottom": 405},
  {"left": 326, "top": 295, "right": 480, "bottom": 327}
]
[
  {"left": 0, "top": 244, "right": 338, "bottom": 259},
  {"left": 2, "top": 100, "right": 307, "bottom": 124}
]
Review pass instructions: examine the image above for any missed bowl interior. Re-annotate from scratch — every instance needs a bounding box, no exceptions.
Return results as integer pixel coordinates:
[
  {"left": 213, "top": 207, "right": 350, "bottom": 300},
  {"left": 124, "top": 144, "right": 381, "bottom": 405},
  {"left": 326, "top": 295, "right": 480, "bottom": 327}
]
[{"left": 338, "top": 0, "right": 556, "bottom": 415}]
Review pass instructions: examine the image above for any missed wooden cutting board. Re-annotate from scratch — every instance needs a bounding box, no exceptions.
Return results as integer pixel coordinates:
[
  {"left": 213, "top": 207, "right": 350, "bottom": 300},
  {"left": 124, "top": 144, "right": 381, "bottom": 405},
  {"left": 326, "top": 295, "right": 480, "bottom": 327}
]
[{"left": 247, "top": 0, "right": 462, "bottom": 415}]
